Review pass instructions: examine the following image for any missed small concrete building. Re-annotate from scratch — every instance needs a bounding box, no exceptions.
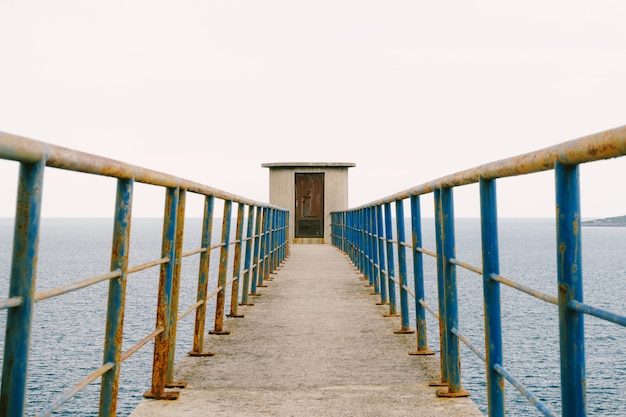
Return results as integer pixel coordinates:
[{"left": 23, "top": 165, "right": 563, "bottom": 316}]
[{"left": 262, "top": 162, "right": 355, "bottom": 244}]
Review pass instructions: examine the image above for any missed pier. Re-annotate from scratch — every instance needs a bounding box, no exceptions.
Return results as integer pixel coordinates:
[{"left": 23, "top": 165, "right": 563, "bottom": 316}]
[
  {"left": 2, "top": 127, "right": 626, "bottom": 416},
  {"left": 130, "top": 244, "right": 481, "bottom": 417}
]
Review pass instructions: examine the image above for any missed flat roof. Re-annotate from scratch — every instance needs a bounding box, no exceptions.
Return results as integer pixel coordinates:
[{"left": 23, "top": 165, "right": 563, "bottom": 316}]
[{"left": 262, "top": 162, "right": 356, "bottom": 168}]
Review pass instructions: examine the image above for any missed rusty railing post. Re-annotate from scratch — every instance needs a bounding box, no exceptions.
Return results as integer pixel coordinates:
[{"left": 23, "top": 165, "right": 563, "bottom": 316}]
[
  {"left": 189, "top": 195, "right": 215, "bottom": 356},
  {"left": 0, "top": 159, "right": 45, "bottom": 416},
  {"left": 239, "top": 205, "right": 256, "bottom": 306},
  {"left": 394, "top": 200, "right": 415, "bottom": 334},
  {"left": 228, "top": 203, "right": 245, "bottom": 318},
  {"left": 144, "top": 186, "right": 180, "bottom": 400},
  {"left": 211, "top": 199, "right": 232, "bottom": 335},
  {"left": 99, "top": 178, "right": 134, "bottom": 416},
  {"left": 434, "top": 187, "right": 468, "bottom": 398},
  {"left": 250, "top": 205, "right": 263, "bottom": 295},
  {"left": 409, "top": 194, "right": 434, "bottom": 356},
  {"left": 555, "top": 161, "right": 586, "bottom": 417},
  {"left": 383, "top": 202, "right": 398, "bottom": 317},
  {"left": 165, "top": 189, "right": 187, "bottom": 388}
]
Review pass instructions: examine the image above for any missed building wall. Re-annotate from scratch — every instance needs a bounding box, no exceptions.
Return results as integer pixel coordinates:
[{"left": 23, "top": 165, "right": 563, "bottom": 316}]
[{"left": 266, "top": 166, "right": 351, "bottom": 243}]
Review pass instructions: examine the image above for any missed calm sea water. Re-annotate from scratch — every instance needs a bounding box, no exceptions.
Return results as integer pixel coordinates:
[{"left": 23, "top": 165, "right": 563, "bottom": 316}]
[{"left": 1, "top": 218, "right": 625, "bottom": 416}]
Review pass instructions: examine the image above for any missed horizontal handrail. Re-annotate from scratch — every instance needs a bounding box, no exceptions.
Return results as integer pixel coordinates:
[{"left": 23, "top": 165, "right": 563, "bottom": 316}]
[
  {"left": 353, "top": 124, "right": 626, "bottom": 209},
  {"left": 0, "top": 131, "right": 281, "bottom": 209}
]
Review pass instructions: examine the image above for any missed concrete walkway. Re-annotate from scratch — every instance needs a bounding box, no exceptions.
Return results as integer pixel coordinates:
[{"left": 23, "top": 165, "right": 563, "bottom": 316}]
[{"left": 130, "top": 245, "right": 483, "bottom": 417}]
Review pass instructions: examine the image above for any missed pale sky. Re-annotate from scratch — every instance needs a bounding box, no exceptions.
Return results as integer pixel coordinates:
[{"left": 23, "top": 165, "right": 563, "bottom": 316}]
[{"left": 1, "top": 1, "right": 625, "bottom": 218}]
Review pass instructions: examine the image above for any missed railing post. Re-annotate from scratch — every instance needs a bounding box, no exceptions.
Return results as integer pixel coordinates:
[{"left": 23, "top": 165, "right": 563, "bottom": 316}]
[
  {"left": 555, "top": 161, "right": 586, "bottom": 417},
  {"left": 408, "top": 194, "right": 434, "bottom": 356},
  {"left": 240, "top": 205, "right": 256, "bottom": 307},
  {"left": 0, "top": 159, "right": 45, "bottom": 417},
  {"left": 272, "top": 209, "right": 280, "bottom": 272},
  {"left": 165, "top": 189, "right": 187, "bottom": 388},
  {"left": 257, "top": 207, "right": 269, "bottom": 288},
  {"left": 376, "top": 205, "right": 388, "bottom": 305},
  {"left": 211, "top": 199, "right": 233, "bottom": 335},
  {"left": 435, "top": 187, "right": 468, "bottom": 397},
  {"left": 365, "top": 207, "right": 375, "bottom": 287},
  {"left": 228, "top": 203, "right": 245, "bottom": 318},
  {"left": 395, "top": 200, "right": 414, "bottom": 334},
  {"left": 480, "top": 178, "right": 505, "bottom": 416},
  {"left": 264, "top": 208, "right": 273, "bottom": 281},
  {"left": 383, "top": 202, "right": 398, "bottom": 317},
  {"left": 359, "top": 209, "right": 367, "bottom": 278},
  {"left": 144, "top": 186, "right": 180, "bottom": 400},
  {"left": 264, "top": 208, "right": 274, "bottom": 280},
  {"left": 250, "top": 205, "right": 263, "bottom": 295},
  {"left": 341, "top": 211, "right": 347, "bottom": 253},
  {"left": 370, "top": 207, "right": 381, "bottom": 295},
  {"left": 189, "top": 195, "right": 215, "bottom": 356},
  {"left": 99, "top": 178, "right": 134, "bottom": 417},
  {"left": 284, "top": 210, "right": 290, "bottom": 258}
]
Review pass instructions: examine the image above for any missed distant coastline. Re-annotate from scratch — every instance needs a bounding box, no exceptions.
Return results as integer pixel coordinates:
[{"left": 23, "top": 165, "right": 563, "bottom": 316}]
[{"left": 582, "top": 215, "right": 626, "bottom": 227}]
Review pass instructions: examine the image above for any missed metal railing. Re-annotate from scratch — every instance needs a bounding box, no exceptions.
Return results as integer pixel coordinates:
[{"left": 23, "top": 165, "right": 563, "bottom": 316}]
[
  {"left": 331, "top": 125, "right": 626, "bottom": 417},
  {"left": 0, "top": 132, "right": 289, "bottom": 417}
]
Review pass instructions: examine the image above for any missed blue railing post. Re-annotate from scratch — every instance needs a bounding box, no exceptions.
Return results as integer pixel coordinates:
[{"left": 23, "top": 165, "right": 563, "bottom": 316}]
[
  {"left": 394, "top": 200, "right": 414, "bottom": 334},
  {"left": 383, "top": 202, "right": 398, "bottom": 317},
  {"left": 435, "top": 187, "right": 468, "bottom": 397},
  {"left": 99, "top": 178, "right": 134, "bottom": 417},
  {"left": 265, "top": 208, "right": 275, "bottom": 279},
  {"left": 285, "top": 210, "right": 290, "bottom": 258},
  {"left": 211, "top": 199, "right": 233, "bottom": 335},
  {"left": 360, "top": 208, "right": 368, "bottom": 280},
  {"left": 250, "top": 205, "right": 263, "bottom": 295},
  {"left": 0, "top": 159, "right": 45, "bottom": 416},
  {"left": 555, "top": 161, "right": 586, "bottom": 417},
  {"left": 228, "top": 202, "right": 246, "bottom": 318},
  {"left": 341, "top": 211, "right": 347, "bottom": 253},
  {"left": 480, "top": 178, "right": 505, "bottom": 416},
  {"left": 346, "top": 210, "right": 353, "bottom": 263},
  {"left": 240, "top": 205, "right": 256, "bottom": 307},
  {"left": 376, "top": 205, "right": 388, "bottom": 305},
  {"left": 370, "top": 207, "right": 381, "bottom": 295},
  {"left": 409, "top": 194, "right": 434, "bottom": 356},
  {"left": 273, "top": 209, "right": 280, "bottom": 270},
  {"left": 166, "top": 189, "right": 187, "bottom": 388},
  {"left": 189, "top": 195, "right": 215, "bottom": 356},
  {"left": 259, "top": 207, "right": 270, "bottom": 286},
  {"left": 144, "top": 186, "right": 180, "bottom": 400}
]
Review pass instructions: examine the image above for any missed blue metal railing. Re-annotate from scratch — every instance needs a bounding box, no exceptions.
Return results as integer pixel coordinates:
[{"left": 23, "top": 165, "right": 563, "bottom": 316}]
[
  {"left": 0, "top": 132, "right": 289, "bottom": 417},
  {"left": 331, "top": 125, "right": 626, "bottom": 417}
]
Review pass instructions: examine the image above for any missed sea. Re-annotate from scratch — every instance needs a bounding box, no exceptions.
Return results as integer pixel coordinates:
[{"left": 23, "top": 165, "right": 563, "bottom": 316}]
[{"left": 0, "top": 217, "right": 625, "bottom": 416}]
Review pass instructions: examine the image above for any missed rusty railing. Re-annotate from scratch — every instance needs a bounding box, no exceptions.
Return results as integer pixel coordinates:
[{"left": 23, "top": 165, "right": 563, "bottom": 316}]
[{"left": 0, "top": 132, "right": 289, "bottom": 416}]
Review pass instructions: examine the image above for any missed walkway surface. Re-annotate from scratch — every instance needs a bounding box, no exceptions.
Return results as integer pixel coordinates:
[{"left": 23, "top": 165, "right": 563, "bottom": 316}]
[{"left": 130, "top": 244, "right": 483, "bottom": 417}]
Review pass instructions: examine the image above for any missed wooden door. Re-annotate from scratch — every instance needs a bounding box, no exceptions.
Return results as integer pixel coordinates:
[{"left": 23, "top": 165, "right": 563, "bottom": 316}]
[{"left": 295, "top": 173, "right": 324, "bottom": 238}]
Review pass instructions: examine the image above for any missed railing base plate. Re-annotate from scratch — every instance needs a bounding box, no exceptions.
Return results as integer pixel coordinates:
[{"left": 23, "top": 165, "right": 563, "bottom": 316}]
[
  {"left": 393, "top": 329, "right": 415, "bottom": 334},
  {"left": 209, "top": 330, "right": 231, "bottom": 335},
  {"left": 409, "top": 349, "right": 435, "bottom": 356},
  {"left": 143, "top": 390, "right": 179, "bottom": 400},
  {"left": 227, "top": 314, "right": 244, "bottom": 318},
  {"left": 429, "top": 381, "right": 448, "bottom": 387},
  {"left": 165, "top": 381, "right": 187, "bottom": 389},
  {"left": 188, "top": 350, "right": 215, "bottom": 357},
  {"left": 239, "top": 302, "right": 255, "bottom": 306},
  {"left": 383, "top": 313, "right": 399, "bottom": 318},
  {"left": 436, "top": 388, "right": 470, "bottom": 398}
]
